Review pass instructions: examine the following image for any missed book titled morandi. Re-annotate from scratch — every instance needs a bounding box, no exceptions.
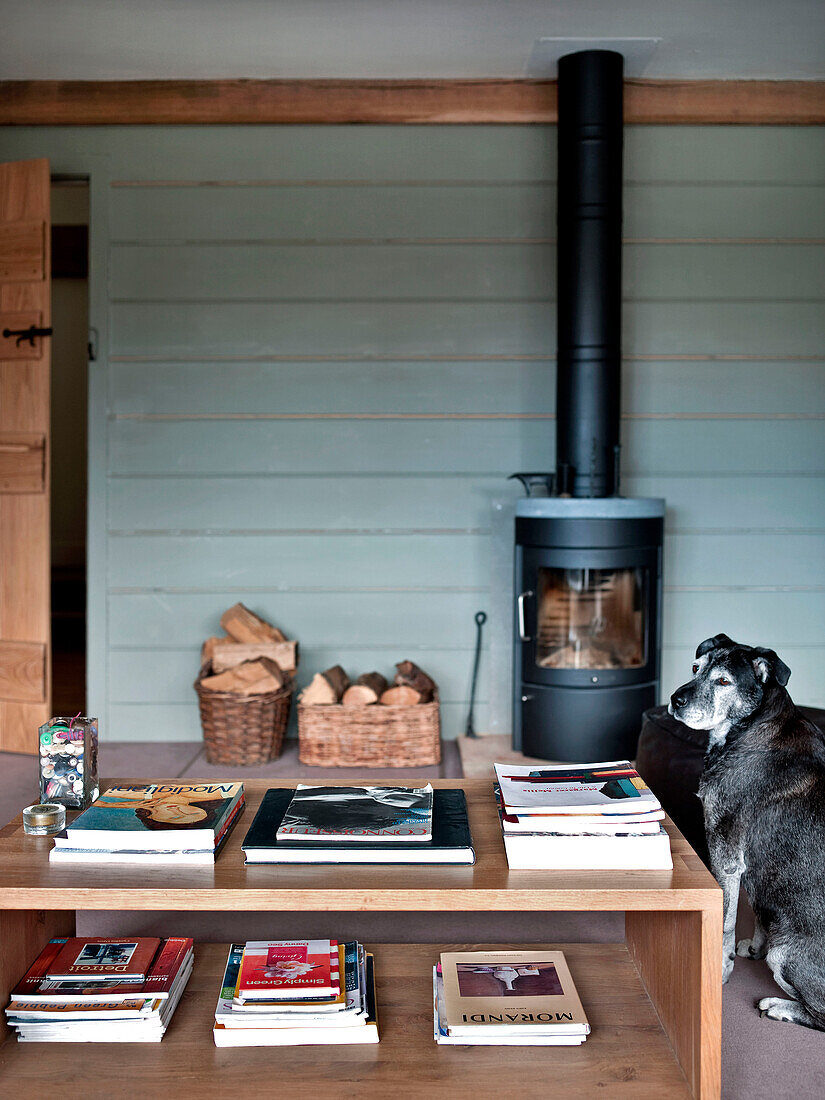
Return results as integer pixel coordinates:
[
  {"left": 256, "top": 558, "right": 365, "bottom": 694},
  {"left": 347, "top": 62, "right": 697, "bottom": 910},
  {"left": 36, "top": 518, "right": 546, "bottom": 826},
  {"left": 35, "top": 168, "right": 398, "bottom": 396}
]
[{"left": 438, "top": 950, "right": 589, "bottom": 1040}]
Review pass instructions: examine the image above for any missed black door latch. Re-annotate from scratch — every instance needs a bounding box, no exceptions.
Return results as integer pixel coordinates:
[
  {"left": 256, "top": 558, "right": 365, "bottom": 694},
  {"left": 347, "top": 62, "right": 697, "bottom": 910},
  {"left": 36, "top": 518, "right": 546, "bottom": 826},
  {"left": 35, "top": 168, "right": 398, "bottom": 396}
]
[{"left": 2, "top": 324, "right": 54, "bottom": 348}]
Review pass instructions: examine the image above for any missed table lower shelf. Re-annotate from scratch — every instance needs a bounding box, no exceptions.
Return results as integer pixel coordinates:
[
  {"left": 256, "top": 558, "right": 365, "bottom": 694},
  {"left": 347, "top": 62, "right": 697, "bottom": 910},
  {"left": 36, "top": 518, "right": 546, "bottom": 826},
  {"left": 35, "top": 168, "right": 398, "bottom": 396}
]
[{"left": 0, "top": 941, "right": 691, "bottom": 1098}]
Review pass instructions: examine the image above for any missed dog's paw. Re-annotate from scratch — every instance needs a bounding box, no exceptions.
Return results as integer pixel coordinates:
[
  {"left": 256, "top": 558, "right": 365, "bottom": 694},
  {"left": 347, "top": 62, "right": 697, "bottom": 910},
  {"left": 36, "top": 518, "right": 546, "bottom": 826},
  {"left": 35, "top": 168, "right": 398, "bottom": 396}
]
[
  {"left": 722, "top": 954, "right": 735, "bottom": 984},
  {"left": 737, "top": 937, "right": 767, "bottom": 960},
  {"left": 758, "top": 997, "right": 799, "bottom": 1023}
]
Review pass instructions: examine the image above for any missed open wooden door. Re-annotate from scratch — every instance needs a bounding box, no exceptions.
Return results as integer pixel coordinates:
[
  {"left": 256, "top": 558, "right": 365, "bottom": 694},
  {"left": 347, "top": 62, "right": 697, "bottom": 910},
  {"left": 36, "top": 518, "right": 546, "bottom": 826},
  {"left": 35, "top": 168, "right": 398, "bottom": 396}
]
[{"left": 0, "top": 159, "right": 51, "bottom": 752}]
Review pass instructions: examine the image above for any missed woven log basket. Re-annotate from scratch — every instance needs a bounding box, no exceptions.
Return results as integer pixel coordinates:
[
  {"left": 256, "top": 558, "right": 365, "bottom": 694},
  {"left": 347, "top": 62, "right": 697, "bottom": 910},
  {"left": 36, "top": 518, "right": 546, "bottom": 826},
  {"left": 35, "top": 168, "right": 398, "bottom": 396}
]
[
  {"left": 195, "top": 662, "right": 293, "bottom": 766},
  {"left": 298, "top": 694, "right": 441, "bottom": 768}
]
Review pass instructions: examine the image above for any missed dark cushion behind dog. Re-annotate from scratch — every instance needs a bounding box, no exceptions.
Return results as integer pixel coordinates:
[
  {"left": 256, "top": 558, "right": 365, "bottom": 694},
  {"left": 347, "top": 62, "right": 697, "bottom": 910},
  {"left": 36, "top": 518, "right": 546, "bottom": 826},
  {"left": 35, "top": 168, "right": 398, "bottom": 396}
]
[{"left": 635, "top": 705, "right": 825, "bottom": 867}]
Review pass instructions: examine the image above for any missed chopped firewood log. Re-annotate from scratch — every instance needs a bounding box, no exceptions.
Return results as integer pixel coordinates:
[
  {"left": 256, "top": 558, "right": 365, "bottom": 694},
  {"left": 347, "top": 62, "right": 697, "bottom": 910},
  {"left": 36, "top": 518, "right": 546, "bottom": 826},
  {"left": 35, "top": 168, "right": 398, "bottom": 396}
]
[
  {"left": 380, "top": 685, "right": 423, "bottom": 706},
  {"left": 342, "top": 671, "right": 389, "bottom": 706},
  {"left": 299, "top": 664, "right": 350, "bottom": 705},
  {"left": 201, "top": 635, "right": 222, "bottom": 665},
  {"left": 211, "top": 638, "right": 299, "bottom": 674},
  {"left": 201, "top": 657, "right": 286, "bottom": 695},
  {"left": 393, "top": 660, "right": 436, "bottom": 702},
  {"left": 220, "top": 602, "right": 286, "bottom": 645}
]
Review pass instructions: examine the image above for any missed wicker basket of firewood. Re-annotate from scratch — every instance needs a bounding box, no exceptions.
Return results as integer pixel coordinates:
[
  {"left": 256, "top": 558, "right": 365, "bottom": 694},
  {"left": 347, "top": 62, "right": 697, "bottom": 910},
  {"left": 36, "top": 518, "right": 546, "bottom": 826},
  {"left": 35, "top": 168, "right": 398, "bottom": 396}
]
[
  {"left": 297, "top": 661, "right": 441, "bottom": 768},
  {"left": 195, "top": 603, "right": 297, "bottom": 765}
]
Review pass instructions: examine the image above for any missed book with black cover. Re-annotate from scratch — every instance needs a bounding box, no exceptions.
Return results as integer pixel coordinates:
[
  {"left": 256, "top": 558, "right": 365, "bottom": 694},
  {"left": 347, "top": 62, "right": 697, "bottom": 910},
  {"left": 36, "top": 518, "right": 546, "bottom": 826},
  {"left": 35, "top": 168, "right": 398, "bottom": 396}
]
[{"left": 242, "top": 788, "right": 474, "bottom": 864}]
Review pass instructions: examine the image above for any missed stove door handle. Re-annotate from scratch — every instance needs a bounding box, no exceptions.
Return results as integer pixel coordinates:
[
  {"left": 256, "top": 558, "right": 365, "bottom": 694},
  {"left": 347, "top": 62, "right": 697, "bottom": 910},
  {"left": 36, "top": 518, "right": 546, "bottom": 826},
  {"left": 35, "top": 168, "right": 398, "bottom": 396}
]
[{"left": 517, "top": 590, "right": 534, "bottom": 642}]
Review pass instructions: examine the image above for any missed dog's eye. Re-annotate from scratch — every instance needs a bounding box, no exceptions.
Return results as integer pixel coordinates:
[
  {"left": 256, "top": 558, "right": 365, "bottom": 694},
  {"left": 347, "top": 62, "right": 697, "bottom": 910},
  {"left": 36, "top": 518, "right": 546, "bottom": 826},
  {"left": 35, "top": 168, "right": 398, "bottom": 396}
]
[
  {"left": 692, "top": 663, "right": 699, "bottom": 674},
  {"left": 718, "top": 677, "right": 731, "bottom": 686}
]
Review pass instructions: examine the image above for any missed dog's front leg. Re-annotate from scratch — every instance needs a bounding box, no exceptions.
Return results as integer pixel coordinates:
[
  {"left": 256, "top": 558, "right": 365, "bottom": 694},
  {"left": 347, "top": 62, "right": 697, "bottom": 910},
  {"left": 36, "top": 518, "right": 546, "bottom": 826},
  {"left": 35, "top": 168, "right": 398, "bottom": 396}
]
[
  {"left": 737, "top": 912, "right": 768, "bottom": 960},
  {"left": 709, "top": 846, "right": 745, "bottom": 983}
]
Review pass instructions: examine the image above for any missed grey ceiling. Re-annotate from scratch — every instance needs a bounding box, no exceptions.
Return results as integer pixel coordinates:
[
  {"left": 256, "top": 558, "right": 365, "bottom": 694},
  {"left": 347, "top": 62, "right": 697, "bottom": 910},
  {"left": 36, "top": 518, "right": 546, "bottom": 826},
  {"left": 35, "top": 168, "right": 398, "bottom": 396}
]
[{"left": 1, "top": 0, "right": 823, "bottom": 80}]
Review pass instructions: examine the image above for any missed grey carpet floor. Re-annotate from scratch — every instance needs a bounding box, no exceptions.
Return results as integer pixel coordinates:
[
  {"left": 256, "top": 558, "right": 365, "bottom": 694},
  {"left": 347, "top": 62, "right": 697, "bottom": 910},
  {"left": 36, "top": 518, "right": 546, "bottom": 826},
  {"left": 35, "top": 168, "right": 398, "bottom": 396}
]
[{"left": 2, "top": 743, "right": 823, "bottom": 1096}]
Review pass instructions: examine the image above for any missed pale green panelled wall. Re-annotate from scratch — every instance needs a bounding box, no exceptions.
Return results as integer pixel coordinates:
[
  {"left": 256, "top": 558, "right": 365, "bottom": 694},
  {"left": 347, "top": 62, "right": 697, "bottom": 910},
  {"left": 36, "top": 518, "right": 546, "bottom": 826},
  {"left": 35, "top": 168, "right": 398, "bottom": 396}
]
[{"left": 1, "top": 125, "right": 823, "bottom": 740}]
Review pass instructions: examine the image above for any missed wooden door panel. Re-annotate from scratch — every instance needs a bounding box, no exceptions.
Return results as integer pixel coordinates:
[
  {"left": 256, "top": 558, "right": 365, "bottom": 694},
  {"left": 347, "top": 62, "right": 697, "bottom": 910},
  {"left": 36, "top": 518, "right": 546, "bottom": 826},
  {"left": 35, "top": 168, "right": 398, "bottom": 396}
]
[
  {"left": 0, "top": 159, "right": 51, "bottom": 751},
  {"left": 0, "top": 433, "right": 45, "bottom": 492},
  {"left": 0, "top": 495, "right": 49, "bottom": 638},
  {"left": 0, "top": 640, "right": 46, "bottom": 703},
  {"left": 0, "top": 220, "right": 45, "bottom": 281}
]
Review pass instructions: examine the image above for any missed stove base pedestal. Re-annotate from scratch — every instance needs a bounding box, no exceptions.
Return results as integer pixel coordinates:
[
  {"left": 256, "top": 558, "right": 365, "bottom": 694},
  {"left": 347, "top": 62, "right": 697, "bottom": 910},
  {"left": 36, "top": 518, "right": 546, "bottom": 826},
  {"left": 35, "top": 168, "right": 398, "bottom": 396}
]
[{"left": 519, "top": 680, "right": 657, "bottom": 762}]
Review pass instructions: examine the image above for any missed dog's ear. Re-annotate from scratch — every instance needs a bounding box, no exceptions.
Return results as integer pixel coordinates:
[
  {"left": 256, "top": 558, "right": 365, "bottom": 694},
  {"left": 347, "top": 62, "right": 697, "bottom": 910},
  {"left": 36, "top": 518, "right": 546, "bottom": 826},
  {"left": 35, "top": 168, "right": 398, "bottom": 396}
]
[
  {"left": 752, "top": 648, "right": 791, "bottom": 687},
  {"left": 695, "top": 633, "right": 736, "bottom": 659}
]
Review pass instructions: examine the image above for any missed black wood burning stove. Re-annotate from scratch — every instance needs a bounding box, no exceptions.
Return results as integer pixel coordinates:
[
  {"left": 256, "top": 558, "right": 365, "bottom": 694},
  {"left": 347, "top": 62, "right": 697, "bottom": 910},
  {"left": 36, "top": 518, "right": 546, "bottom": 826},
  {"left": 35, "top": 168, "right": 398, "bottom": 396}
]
[{"left": 512, "top": 49, "right": 664, "bottom": 761}]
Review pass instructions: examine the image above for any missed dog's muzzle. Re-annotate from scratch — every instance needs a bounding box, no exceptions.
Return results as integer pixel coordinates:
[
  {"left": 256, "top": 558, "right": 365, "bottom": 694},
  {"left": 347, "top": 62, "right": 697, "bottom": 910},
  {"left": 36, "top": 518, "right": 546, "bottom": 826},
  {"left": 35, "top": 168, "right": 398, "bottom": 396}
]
[{"left": 669, "top": 687, "right": 691, "bottom": 718}]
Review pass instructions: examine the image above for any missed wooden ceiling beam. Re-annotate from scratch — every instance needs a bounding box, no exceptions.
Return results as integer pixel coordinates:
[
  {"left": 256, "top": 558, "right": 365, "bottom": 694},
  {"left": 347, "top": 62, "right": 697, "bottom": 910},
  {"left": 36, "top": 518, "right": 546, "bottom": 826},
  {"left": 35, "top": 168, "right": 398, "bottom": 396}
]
[{"left": 0, "top": 78, "right": 823, "bottom": 126}]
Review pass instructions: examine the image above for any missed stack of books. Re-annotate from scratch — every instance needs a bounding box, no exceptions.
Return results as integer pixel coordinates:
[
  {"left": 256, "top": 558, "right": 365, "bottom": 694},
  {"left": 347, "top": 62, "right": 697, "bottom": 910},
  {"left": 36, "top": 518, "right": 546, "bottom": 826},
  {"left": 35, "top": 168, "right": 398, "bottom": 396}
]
[
  {"left": 434, "top": 949, "right": 589, "bottom": 1046},
  {"left": 49, "top": 781, "right": 245, "bottom": 865},
  {"left": 5, "top": 936, "right": 193, "bottom": 1042},
  {"left": 213, "top": 938, "right": 378, "bottom": 1046},
  {"left": 242, "top": 784, "right": 474, "bottom": 864},
  {"left": 495, "top": 761, "right": 672, "bottom": 870}
]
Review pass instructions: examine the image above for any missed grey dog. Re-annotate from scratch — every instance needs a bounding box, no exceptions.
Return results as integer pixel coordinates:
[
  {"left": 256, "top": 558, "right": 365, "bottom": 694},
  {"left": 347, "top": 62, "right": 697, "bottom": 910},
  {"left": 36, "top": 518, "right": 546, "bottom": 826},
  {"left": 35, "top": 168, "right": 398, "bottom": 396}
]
[{"left": 669, "top": 633, "right": 825, "bottom": 1029}]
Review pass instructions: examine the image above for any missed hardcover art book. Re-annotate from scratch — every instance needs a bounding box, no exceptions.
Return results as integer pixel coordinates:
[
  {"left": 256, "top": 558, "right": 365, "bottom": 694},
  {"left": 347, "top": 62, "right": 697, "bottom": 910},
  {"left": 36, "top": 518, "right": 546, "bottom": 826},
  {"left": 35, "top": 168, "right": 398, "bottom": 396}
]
[
  {"left": 48, "top": 938, "right": 160, "bottom": 981},
  {"left": 61, "top": 782, "right": 245, "bottom": 852},
  {"left": 437, "top": 950, "right": 589, "bottom": 1041},
  {"left": 243, "top": 787, "right": 474, "bottom": 864},
  {"left": 276, "top": 785, "right": 433, "bottom": 842},
  {"left": 495, "top": 761, "right": 661, "bottom": 816}
]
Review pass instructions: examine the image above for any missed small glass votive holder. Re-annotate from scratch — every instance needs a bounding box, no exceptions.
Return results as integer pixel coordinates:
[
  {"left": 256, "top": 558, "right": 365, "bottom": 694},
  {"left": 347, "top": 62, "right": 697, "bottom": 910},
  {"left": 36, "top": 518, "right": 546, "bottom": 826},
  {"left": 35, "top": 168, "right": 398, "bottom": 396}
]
[
  {"left": 23, "top": 803, "right": 66, "bottom": 836},
  {"left": 39, "top": 716, "right": 100, "bottom": 810}
]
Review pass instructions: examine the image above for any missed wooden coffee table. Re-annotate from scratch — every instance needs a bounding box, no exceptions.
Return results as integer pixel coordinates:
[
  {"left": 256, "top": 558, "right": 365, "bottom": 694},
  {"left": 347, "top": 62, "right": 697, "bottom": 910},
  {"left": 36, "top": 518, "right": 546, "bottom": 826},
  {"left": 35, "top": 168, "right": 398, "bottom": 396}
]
[{"left": 0, "top": 779, "right": 721, "bottom": 1098}]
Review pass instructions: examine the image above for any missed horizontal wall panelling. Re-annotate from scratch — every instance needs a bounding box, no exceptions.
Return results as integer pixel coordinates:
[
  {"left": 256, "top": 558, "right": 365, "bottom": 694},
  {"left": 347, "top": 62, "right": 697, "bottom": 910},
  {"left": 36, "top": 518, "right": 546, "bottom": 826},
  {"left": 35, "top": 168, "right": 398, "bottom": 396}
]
[
  {"left": 108, "top": 419, "right": 825, "bottom": 476},
  {"left": 110, "top": 243, "right": 825, "bottom": 302},
  {"left": 108, "top": 360, "right": 825, "bottom": 417},
  {"left": 109, "top": 182, "right": 825, "bottom": 241},
  {"left": 108, "top": 474, "right": 825, "bottom": 534}
]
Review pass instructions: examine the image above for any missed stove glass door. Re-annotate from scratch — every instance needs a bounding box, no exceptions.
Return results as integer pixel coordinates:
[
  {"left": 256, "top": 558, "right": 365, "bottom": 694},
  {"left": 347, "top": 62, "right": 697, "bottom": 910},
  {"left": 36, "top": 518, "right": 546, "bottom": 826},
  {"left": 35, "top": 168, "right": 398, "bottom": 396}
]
[{"left": 535, "top": 565, "right": 646, "bottom": 670}]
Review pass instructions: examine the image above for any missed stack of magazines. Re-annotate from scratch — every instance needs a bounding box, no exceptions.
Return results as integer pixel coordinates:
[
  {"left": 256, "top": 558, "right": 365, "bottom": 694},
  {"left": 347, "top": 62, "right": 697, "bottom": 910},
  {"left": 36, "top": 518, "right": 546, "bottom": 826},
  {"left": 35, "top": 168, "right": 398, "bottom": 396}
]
[
  {"left": 213, "top": 938, "right": 378, "bottom": 1046},
  {"left": 49, "top": 781, "right": 245, "bottom": 865},
  {"left": 242, "top": 784, "right": 474, "bottom": 864},
  {"left": 5, "top": 936, "right": 193, "bottom": 1042},
  {"left": 434, "top": 949, "right": 589, "bottom": 1045},
  {"left": 495, "top": 761, "right": 672, "bottom": 870}
]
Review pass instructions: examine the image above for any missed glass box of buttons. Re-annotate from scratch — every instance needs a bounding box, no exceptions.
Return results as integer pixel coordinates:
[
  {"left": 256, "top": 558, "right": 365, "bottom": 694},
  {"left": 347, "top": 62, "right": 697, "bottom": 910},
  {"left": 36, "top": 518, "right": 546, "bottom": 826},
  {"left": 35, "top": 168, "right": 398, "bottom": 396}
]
[{"left": 38, "top": 716, "right": 100, "bottom": 809}]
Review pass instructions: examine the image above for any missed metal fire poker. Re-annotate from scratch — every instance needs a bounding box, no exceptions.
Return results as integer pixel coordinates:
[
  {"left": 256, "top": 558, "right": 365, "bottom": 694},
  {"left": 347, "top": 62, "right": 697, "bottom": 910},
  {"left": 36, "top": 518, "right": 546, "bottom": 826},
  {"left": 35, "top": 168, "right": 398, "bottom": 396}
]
[{"left": 465, "top": 611, "right": 487, "bottom": 738}]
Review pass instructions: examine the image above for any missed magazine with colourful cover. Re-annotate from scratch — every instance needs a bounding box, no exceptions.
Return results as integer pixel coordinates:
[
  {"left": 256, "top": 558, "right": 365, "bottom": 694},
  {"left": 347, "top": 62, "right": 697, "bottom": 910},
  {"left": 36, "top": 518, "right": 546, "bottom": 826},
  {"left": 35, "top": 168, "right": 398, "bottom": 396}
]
[
  {"left": 231, "top": 945, "right": 350, "bottom": 1013},
  {"left": 64, "top": 783, "right": 244, "bottom": 850},
  {"left": 276, "top": 785, "right": 433, "bottom": 842},
  {"left": 48, "top": 937, "right": 160, "bottom": 981},
  {"left": 12, "top": 937, "right": 193, "bottom": 1003},
  {"left": 237, "top": 940, "right": 339, "bottom": 1000},
  {"left": 495, "top": 786, "right": 664, "bottom": 833},
  {"left": 495, "top": 762, "right": 660, "bottom": 816}
]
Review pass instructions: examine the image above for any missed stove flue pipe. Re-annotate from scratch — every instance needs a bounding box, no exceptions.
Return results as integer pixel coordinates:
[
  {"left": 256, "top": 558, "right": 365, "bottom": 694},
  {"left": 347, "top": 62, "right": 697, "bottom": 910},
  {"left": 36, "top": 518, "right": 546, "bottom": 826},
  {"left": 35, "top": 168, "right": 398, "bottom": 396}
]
[{"left": 555, "top": 50, "right": 624, "bottom": 499}]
